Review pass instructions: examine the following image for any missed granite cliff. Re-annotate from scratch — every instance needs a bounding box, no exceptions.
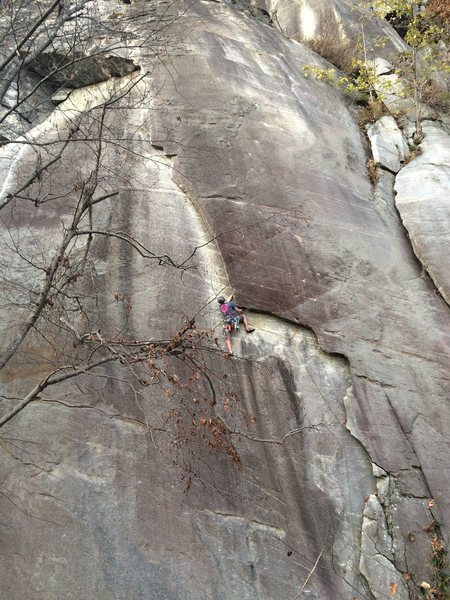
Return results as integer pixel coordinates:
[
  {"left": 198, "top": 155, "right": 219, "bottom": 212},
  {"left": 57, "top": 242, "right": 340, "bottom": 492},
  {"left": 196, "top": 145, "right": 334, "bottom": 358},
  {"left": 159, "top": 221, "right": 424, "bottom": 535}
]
[{"left": 0, "top": 1, "right": 449, "bottom": 598}]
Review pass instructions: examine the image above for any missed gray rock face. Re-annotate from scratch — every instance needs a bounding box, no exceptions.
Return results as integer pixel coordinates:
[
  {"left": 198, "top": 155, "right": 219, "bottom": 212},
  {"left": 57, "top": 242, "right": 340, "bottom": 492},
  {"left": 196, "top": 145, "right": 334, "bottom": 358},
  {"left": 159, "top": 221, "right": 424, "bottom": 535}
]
[
  {"left": 255, "top": 0, "right": 408, "bottom": 56},
  {"left": 0, "top": 1, "right": 449, "bottom": 599},
  {"left": 368, "top": 116, "right": 409, "bottom": 173},
  {"left": 395, "top": 122, "right": 450, "bottom": 304},
  {"left": 360, "top": 494, "right": 409, "bottom": 600}
]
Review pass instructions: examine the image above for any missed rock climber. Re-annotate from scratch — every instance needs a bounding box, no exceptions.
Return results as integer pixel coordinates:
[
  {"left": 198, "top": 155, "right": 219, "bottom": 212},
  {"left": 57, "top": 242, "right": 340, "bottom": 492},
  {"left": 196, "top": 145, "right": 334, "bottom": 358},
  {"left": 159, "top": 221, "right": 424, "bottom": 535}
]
[{"left": 218, "top": 295, "right": 255, "bottom": 355}]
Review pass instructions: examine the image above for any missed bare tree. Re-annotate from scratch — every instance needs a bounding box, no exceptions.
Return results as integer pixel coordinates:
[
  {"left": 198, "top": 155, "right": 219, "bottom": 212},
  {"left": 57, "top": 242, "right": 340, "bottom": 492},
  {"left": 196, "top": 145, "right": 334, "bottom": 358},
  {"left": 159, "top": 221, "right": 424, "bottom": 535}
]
[{"left": 0, "top": 0, "right": 248, "bottom": 474}]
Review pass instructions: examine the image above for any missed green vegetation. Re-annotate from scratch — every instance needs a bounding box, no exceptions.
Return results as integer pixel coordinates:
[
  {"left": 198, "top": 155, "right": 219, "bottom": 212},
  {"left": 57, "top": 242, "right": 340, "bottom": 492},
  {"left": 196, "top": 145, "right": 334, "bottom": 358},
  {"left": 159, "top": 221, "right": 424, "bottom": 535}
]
[
  {"left": 303, "top": 0, "right": 450, "bottom": 139},
  {"left": 371, "top": 0, "right": 450, "bottom": 140}
]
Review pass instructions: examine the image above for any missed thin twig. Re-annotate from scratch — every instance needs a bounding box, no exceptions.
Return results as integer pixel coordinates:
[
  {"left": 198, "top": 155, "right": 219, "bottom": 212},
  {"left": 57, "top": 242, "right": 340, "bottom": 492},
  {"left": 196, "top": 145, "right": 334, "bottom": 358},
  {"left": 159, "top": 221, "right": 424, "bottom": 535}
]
[
  {"left": 0, "top": 355, "right": 119, "bottom": 428},
  {"left": 294, "top": 547, "right": 325, "bottom": 599}
]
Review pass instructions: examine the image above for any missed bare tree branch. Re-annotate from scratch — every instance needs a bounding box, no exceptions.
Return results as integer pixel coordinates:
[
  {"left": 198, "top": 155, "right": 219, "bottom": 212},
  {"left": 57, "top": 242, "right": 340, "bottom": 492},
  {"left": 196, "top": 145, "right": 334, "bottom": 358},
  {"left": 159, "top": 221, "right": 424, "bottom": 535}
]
[
  {"left": 74, "top": 229, "right": 181, "bottom": 267},
  {"left": 0, "top": 0, "right": 62, "bottom": 76},
  {"left": 0, "top": 354, "right": 119, "bottom": 428},
  {"left": 293, "top": 547, "right": 325, "bottom": 599},
  {"left": 0, "top": 182, "right": 93, "bottom": 369}
]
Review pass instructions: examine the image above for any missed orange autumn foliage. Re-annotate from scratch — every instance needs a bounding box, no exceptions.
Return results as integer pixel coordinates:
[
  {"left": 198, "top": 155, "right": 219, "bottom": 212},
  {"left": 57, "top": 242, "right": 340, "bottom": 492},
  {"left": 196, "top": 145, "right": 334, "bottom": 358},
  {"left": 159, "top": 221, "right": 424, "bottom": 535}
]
[{"left": 427, "top": 0, "right": 450, "bottom": 23}]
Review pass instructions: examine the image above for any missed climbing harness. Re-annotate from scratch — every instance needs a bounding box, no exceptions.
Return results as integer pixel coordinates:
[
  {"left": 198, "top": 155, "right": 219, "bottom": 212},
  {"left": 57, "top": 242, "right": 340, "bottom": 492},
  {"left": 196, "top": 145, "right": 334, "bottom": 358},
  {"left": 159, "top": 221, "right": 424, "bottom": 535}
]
[
  {"left": 220, "top": 302, "right": 240, "bottom": 337},
  {"left": 222, "top": 315, "right": 240, "bottom": 337}
]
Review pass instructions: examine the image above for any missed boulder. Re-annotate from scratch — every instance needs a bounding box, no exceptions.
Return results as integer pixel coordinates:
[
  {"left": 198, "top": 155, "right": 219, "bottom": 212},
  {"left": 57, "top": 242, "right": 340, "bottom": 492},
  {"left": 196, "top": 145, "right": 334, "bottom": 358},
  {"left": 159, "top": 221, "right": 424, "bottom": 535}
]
[{"left": 368, "top": 116, "right": 409, "bottom": 173}]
